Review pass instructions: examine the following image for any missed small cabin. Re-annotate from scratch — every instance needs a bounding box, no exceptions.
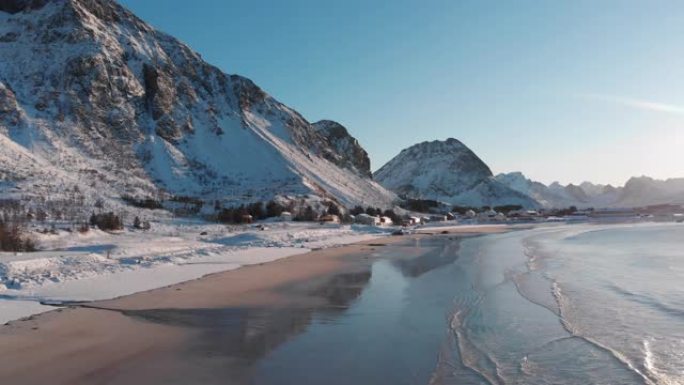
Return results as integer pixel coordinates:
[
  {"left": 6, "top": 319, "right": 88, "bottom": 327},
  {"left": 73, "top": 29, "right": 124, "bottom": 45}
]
[
  {"left": 241, "top": 214, "right": 253, "bottom": 224},
  {"left": 279, "top": 211, "right": 293, "bottom": 221}
]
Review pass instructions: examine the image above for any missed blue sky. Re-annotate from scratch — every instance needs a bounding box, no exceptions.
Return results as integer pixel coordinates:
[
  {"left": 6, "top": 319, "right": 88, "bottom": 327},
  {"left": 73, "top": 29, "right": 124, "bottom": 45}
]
[{"left": 120, "top": 0, "right": 684, "bottom": 186}]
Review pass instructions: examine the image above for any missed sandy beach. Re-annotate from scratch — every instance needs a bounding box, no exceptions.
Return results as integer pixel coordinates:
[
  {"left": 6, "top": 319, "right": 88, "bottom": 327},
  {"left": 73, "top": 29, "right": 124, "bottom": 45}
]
[{"left": 0, "top": 226, "right": 509, "bottom": 385}]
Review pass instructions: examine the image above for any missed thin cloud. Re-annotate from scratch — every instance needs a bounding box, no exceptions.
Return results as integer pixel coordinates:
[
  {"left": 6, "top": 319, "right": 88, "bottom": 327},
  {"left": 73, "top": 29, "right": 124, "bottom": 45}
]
[{"left": 579, "top": 93, "right": 684, "bottom": 115}]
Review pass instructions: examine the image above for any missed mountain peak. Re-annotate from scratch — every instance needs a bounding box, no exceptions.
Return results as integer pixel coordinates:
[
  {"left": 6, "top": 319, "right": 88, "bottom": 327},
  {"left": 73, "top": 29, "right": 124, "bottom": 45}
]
[
  {"left": 375, "top": 139, "right": 537, "bottom": 208},
  {"left": 401, "top": 138, "right": 469, "bottom": 155}
]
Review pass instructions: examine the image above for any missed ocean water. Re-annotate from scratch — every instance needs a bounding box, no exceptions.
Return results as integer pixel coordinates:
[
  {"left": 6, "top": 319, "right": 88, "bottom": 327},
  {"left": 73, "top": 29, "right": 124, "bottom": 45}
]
[
  {"left": 237, "top": 224, "right": 684, "bottom": 384},
  {"left": 429, "top": 223, "right": 684, "bottom": 385}
]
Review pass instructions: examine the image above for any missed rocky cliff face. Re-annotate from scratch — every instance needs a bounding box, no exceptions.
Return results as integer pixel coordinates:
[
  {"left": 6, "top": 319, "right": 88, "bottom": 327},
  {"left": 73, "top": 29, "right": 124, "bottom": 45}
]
[
  {"left": 313, "top": 120, "right": 372, "bottom": 178},
  {"left": 0, "top": 0, "right": 395, "bottom": 209},
  {"left": 375, "top": 139, "right": 538, "bottom": 208}
]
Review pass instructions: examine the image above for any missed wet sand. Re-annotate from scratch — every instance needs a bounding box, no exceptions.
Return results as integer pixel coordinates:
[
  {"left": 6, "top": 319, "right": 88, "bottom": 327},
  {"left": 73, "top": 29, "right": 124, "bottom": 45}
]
[{"left": 0, "top": 226, "right": 510, "bottom": 385}]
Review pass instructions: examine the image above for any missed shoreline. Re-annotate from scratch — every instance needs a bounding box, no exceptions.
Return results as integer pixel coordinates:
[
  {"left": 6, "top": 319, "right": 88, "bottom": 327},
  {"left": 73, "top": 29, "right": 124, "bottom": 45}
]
[
  {"left": 0, "top": 225, "right": 510, "bottom": 384},
  {"left": 0, "top": 222, "right": 390, "bottom": 324}
]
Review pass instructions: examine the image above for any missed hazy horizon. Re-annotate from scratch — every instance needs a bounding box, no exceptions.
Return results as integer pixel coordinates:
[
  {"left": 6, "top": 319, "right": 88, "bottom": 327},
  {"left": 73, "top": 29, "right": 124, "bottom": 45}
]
[{"left": 119, "top": 0, "right": 684, "bottom": 186}]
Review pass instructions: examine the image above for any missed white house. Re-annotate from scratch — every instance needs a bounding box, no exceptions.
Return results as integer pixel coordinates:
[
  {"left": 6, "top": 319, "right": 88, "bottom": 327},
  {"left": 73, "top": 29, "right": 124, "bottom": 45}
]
[
  {"left": 279, "top": 211, "right": 293, "bottom": 221},
  {"left": 379, "top": 216, "right": 393, "bottom": 226},
  {"left": 355, "top": 213, "right": 380, "bottom": 226},
  {"left": 406, "top": 216, "right": 421, "bottom": 225}
]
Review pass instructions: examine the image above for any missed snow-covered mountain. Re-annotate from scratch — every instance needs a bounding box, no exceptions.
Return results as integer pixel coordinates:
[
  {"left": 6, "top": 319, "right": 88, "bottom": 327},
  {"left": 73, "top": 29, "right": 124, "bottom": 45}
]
[
  {"left": 493, "top": 172, "right": 573, "bottom": 208},
  {"left": 617, "top": 176, "right": 684, "bottom": 208},
  {"left": 496, "top": 172, "right": 684, "bottom": 209},
  {"left": 0, "top": 0, "right": 396, "bottom": 211},
  {"left": 374, "top": 139, "right": 539, "bottom": 208}
]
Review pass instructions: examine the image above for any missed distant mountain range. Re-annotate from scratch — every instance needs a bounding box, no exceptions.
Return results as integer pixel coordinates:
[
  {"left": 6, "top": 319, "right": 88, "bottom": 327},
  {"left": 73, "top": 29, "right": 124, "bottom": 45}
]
[
  {"left": 0, "top": 0, "right": 681, "bottom": 214},
  {"left": 495, "top": 172, "right": 684, "bottom": 209},
  {"left": 373, "top": 138, "right": 684, "bottom": 209}
]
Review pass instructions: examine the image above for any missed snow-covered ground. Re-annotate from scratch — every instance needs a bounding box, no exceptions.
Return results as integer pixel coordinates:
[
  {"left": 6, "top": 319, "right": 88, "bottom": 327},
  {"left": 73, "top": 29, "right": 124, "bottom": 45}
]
[{"left": 0, "top": 220, "right": 391, "bottom": 324}]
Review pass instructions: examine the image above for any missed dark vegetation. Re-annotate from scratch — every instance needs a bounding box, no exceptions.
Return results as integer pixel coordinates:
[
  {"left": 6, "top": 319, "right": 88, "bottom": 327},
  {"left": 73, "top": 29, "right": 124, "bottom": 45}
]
[
  {"left": 217, "top": 200, "right": 292, "bottom": 224},
  {"left": 122, "top": 194, "right": 206, "bottom": 216},
  {"left": 121, "top": 195, "right": 163, "bottom": 210},
  {"left": 294, "top": 205, "right": 317, "bottom": 222},
  {"left": 451, "top": 205, "right": 480, "bottom": 214},
  {"left": 89, "top": 212, "right": 124, "bottom": 231},
  {"left": 0, "top": 220, "right": 36, "bottom": 252},
  {"left": 325, "top": 202, "right": 341, "bottom": 216},
  {"left": 169, "top": 195, "right": 203, "bottom": 205},
  {"left": 549, "top": 206, "right": 579, "bottom": 217},
  {"left": 133, "top": 216, "right": 151, "bottom": 230},
  {"left": 216, "top": 200, "right": 359, "bottom": 224},
  {"left": 493, "top": 205, "right": 523, "bottom": 214},
  {"left": 401, "top": 199, "right": 440, "bottom": 213},
  {"left": 266, "top": 200, "right": 285, "bottom": 217}
]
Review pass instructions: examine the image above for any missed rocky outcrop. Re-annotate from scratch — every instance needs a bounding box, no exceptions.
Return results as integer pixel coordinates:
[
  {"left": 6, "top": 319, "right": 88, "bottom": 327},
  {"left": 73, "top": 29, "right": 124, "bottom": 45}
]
[
  {"left": 0, "top": 82, "right": 25, "bottom": 132},
  {"left": 313, "top": 120, "right": 372, "bottom": 178}
]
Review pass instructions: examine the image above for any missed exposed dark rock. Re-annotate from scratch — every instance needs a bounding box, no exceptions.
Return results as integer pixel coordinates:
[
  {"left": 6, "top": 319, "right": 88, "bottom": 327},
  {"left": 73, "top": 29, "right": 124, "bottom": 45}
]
[
  {"left": 314, "top": 120, "right": 372, "bottom": 178},
  {"left": 0, "top": 0, "right": 48, "bottom": 14}
]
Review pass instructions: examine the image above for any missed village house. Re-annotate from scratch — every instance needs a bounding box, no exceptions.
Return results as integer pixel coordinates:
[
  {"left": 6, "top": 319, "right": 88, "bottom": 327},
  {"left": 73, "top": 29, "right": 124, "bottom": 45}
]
[
  {"left": 403, "top": 216, "right": 421, "bottom": 226},
  {"left": 478, "top": 209, "right": 498, "bottom": 220},
  {"left": 355, "top": 213, "right": 380, "bottom": 226},
  {"left": 379, "top": 216, "right": 394, "bottom": 226}
]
